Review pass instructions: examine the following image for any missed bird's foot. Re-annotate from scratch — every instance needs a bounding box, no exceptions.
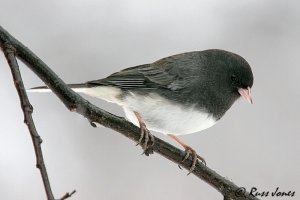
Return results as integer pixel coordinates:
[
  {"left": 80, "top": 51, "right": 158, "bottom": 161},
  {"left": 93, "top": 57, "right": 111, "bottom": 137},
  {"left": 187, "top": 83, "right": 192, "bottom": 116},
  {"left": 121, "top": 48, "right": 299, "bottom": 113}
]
[
  {"left": 133, "top": 111, "right": 154, "bottom": 156},
  {"left": 180, "top": 145, "right": 206, "bottom": 174},
  {"left": 136, "top": 123, "right": 155, "bottom": 156}
]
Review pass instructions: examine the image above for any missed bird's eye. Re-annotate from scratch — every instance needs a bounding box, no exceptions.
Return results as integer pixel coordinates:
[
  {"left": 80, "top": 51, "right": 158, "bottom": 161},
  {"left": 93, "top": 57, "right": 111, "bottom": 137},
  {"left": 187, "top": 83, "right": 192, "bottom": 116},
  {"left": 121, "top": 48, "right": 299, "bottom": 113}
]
[{"left": 231, "top": 74, "right": 237, "bottom": 82}]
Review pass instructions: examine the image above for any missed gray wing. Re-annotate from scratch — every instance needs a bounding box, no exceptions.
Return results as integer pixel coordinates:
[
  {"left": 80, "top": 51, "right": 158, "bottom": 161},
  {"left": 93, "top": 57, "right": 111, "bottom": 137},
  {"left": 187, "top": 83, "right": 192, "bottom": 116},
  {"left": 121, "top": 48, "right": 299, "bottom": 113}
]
[{"left": 87, "top": 52, "right": 200, "bottom": 90}]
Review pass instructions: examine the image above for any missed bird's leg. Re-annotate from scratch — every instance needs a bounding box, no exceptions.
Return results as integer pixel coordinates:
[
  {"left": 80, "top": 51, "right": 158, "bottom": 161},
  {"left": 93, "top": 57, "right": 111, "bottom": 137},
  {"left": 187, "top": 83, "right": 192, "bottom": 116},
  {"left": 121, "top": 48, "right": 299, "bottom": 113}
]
[
  {"left": 168, "top": 134, "right": 206, "bottom": 173},
  {"left": 134, "top": 111, "right": 154, "bottom": 154}
]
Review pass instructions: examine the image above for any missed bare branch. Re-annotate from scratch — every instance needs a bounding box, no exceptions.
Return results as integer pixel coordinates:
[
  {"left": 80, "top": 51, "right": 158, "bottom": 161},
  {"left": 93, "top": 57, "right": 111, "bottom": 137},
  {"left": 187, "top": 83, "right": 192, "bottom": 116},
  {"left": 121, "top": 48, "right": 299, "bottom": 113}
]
[
  {"left": 1, "top": 42, "right": 75, "bottom": 200},
  {"left": 1, "top": 43, "right": 55, "bottom": 200},
  {"left": 0, "top": 25, "right": 259, "bottom": 200}
]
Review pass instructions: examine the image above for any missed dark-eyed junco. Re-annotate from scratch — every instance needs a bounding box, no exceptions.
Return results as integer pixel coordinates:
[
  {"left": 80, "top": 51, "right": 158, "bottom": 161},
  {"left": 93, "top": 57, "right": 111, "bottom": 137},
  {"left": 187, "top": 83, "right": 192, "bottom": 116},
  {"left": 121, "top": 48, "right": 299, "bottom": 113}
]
[{"left": 30, "top": 49, "right": 253, "bottom": 171}]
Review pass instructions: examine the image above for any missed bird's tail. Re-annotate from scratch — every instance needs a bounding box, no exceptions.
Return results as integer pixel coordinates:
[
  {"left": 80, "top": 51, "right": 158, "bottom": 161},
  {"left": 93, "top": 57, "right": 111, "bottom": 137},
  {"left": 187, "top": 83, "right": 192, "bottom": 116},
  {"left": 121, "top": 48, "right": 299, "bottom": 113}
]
[
  {"left": 27, "top": 83, "right": 89, "bottom": 93},
  {"left": 27, "top": 83, "right": 122, "bottom": 104}
]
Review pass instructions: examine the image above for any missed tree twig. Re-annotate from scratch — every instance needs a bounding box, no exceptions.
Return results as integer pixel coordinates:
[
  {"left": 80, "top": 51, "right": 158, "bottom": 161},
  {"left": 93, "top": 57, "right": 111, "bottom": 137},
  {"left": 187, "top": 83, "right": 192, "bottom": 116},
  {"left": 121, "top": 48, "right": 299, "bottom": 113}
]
[
  {"left": 0, "top": 25, "right": 259, "bottom": 200},
  {"left": 59, "top": 190, "right": 76, "bottom": 200},
  {"left": 1, "top": 42, "right": 75, "bottom": 200}
]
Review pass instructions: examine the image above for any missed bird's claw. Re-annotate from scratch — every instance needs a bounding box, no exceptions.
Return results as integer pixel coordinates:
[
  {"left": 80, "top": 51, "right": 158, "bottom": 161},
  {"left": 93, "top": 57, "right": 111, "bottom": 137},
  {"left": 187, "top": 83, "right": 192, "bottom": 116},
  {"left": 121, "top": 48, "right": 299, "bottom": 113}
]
[
  {"left": 179, "top": 145, "right": 206, "bottom": 175},
  {"left": 136, "top": 123, "right": 154, "bottom": 155}
]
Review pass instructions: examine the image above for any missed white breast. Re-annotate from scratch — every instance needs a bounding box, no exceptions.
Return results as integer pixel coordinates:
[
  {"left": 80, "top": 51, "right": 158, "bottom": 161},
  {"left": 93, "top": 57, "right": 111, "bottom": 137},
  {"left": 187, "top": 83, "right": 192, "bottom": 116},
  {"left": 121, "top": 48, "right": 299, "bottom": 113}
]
[{"left": 122, "top": 92, "right": 217, "bottom": 135}]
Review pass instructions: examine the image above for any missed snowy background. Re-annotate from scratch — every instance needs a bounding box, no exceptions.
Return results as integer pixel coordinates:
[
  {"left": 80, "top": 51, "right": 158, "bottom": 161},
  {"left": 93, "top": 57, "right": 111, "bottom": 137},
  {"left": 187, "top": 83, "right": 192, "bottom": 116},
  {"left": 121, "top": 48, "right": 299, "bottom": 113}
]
[{"left": 0, "top": 0, "right": 299, "bottom": 199}]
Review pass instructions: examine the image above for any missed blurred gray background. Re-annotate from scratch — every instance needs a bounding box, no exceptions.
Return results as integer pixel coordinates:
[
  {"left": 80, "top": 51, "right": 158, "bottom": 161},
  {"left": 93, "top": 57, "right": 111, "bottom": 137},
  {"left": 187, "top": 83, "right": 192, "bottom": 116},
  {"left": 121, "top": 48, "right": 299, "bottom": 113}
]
[{"left": 0, "top": 0, "right": 299, "bottom": 199}]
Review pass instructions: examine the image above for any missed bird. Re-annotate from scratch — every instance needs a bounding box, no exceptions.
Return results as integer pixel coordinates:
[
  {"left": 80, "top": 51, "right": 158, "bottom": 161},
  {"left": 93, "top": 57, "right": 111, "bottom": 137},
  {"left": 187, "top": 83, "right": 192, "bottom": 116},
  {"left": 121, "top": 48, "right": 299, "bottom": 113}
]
[{"left": 29, "top": 49, "right": 254, "bottom": 172}]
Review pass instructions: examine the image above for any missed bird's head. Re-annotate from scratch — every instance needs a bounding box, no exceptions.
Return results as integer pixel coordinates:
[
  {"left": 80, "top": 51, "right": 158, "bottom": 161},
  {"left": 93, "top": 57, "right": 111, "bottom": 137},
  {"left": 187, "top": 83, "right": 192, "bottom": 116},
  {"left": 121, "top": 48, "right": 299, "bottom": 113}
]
[
  {"left": 226, "top": 52, "right": 254, "bottom": 104},
  {"left": 203, "top": 49, "right": 254, "bottom": 105}
]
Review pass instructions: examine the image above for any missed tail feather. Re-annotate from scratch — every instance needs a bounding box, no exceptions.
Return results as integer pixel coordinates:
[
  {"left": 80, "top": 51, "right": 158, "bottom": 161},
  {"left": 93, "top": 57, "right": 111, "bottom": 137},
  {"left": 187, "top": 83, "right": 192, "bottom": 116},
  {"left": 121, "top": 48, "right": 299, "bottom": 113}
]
[
  {"left": 27, "top": 83, "right": 123, "bottom": 105},
  {"left": 27, "top": 83, "right": 88, "bottom": 93}
]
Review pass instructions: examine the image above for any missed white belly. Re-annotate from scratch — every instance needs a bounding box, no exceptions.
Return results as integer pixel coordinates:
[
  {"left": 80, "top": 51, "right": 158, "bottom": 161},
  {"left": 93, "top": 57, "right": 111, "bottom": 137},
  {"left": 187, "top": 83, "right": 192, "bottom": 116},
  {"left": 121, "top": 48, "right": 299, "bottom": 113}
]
[
  {"left": 73, "top": 86, "right": 217, "bottom": 135},
  {"left": 122, "top": 92, "right": 217, "bottom": 135}
]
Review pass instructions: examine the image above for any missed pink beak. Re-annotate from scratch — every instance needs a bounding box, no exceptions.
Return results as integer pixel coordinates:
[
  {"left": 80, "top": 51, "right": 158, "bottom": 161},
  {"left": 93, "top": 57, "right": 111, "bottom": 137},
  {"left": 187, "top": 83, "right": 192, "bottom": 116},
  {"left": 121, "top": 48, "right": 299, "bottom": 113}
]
[{"left": 238, "top": 87, "right": 253, "bottom": 104}]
